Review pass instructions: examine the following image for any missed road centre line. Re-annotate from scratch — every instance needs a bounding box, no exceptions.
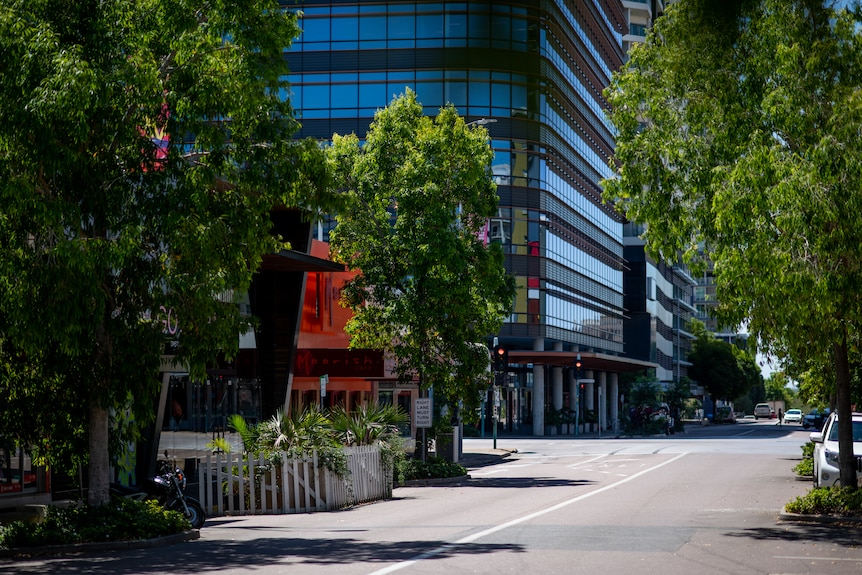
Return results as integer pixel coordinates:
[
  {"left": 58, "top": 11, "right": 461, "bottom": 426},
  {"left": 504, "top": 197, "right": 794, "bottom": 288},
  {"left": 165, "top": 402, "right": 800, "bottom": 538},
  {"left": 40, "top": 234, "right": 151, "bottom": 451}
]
[{"left": 366, "top": 452, "right": 688, "bottom": 575}]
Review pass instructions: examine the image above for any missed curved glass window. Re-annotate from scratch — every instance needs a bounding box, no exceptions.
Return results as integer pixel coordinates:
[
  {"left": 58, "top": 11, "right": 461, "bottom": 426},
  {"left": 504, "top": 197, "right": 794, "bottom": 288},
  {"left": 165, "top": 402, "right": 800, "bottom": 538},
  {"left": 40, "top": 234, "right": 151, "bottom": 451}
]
[{"left": 296, "top": 6, "right": 535, "bottom": 52}]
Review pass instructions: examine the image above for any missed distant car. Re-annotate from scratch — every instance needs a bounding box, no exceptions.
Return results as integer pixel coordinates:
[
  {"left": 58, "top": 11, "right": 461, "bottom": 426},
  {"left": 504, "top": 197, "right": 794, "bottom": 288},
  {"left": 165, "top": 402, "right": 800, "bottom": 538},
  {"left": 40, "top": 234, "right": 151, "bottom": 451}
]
[
  {"left": 803, "top": 409, "right": 830, "bottom": 430},
  {"left": 782, "top": 409, "right": 803, "bottom": 424},
  {"left": 810, "top": 411, "right": 862, "bottom": 488},
  {"left": 754, "top": 403, "right": 772, "bottom": 419}
]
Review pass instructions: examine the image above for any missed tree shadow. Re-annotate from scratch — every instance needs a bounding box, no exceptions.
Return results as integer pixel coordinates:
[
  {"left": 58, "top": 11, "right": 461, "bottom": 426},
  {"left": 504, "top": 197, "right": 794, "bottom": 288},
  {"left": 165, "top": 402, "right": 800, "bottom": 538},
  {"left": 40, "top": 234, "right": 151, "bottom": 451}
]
[
  {"left": 2, "top": 536, "right": 527, "bottom": 574},
  {"left": 724, "top": 522, "right": 862, "bottom": 548},
  {"left": 464, "top": 477, "right": 595, "bottom": 489}
]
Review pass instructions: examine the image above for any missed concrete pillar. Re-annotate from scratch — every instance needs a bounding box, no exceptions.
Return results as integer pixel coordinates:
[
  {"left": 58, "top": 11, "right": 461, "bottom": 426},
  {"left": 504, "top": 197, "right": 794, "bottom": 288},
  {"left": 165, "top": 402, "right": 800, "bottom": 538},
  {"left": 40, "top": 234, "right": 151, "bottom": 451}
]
[
  {"left": 531, "top": 338, "right": 545, "bottom": 436},
  {"left": 584, "top": 371, "right": 595, "bottom": 410},
  {"left": 608, "top": 372, "right": 619, "bottom": 433},
  {"left": 552, "top": 342, "right": 563, "bottom": 410},
  {"left": 584, "top": 370, "right": 595, "bottom": 431},
  {"left": 598, "top": 371, "right": 607, "bottom": 432},
  {"left": 568, "top": 368, "right": 577, "bottom": 411}
]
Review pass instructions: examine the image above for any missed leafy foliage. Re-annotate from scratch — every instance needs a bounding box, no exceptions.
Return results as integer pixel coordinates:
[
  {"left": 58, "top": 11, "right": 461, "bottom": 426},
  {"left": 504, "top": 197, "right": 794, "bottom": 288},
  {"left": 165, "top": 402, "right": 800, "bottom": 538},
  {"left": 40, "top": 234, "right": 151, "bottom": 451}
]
[
  {"left": 229, "top": 406, "right": 341, "bottom": 463},
  {"left": 395, "top": 456, "right": 468, "bottom": 484},
  {"left": 0, "top": 1, "right": 339, "bottom": 503},
  {"left": 0, "top": 498, "right": 188, "bottom": 550},
  {"left": 785, "top": 487, "right": 862, "bottom": 517},
  {"left": 604, "top": 0, "right": 862, "bottom": 485},
  {"left": 327, "top": 89, "right": 515, "bottom": 413},
  {"left": 329, "top": 403, "right": 408, "bottom": 447},
  {"left": 688, "top": 334, "right": 747, "bottom": 401},
  {"left": 793, "top": 440, "right": 815, "bottom": 477}
]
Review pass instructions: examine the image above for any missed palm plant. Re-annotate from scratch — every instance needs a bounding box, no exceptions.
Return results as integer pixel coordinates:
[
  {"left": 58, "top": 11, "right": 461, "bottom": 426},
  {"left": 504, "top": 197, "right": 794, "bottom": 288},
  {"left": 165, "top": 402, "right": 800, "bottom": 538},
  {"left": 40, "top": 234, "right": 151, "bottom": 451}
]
[
  {"left": 328, "top": 403, "right": 408, "bottom": 447},
  {"left": 227, "top": 405, "right": 339, "bottom": 462}
]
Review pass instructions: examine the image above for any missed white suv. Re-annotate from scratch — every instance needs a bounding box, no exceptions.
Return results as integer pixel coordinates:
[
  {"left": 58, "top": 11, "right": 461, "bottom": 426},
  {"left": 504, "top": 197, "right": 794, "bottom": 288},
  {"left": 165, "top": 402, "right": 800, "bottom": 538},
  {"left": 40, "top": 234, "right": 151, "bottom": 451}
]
[{"left": 810, "top": 411, "right": 862, "bottom": 488}]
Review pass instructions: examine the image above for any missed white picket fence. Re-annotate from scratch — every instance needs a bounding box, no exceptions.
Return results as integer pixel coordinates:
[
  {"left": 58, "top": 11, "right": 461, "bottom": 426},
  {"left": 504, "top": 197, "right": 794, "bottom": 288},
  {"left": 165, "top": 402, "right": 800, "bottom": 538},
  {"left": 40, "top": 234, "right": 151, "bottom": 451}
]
[{"left": 196, "top": 445, "right": 392, "bottom": 516}]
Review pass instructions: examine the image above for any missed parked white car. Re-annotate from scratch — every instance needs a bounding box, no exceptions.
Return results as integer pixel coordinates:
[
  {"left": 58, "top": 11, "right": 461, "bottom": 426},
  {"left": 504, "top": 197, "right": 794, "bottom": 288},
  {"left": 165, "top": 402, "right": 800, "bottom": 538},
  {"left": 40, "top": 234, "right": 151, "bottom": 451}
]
[
  {"left": 783, "top": 409, "right": 803, "bottom": 424},
  {"left": 810, "top": 411, "right": 862, "bottom": 488},
  {"left": 754, "top": 403, "right": 772, "bottom": 419}
]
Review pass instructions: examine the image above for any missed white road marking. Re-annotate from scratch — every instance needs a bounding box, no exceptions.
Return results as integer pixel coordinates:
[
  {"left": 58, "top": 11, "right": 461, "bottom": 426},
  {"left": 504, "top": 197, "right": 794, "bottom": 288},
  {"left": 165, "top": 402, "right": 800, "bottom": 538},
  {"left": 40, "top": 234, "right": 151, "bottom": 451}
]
[
  {"left": 366, "top": 453, "right": 688, "bottom": 575},
  {"left": 775, "top": 556, "right": 862, "bottom": 562},
  {"left": 565, "top": 454, "right": 608, "bottom": 469}
]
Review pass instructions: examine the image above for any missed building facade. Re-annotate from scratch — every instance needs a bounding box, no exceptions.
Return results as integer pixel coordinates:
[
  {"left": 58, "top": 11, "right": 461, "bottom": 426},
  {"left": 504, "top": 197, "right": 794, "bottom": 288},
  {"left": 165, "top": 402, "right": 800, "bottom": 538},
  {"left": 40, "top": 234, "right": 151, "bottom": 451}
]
[
  {"left": 286, "top": 0, "right": 655, "bottom": 435},
  {"left": 623, "top": 224, "right": 696, "bottom": 387}
]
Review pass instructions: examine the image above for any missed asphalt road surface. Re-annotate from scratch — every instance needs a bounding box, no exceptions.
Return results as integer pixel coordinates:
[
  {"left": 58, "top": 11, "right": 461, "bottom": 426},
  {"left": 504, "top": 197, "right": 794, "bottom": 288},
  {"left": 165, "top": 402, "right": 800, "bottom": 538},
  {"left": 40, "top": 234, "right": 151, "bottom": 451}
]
[{"left": 5, "top": 420, "right": 861, "bottom": 575}]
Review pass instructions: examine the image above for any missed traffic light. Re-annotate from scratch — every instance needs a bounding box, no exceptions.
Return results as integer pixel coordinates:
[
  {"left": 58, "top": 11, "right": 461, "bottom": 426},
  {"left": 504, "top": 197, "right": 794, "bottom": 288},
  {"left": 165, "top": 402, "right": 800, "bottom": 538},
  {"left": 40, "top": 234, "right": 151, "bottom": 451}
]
[
  {"left": 574, "top": 357, "right": 582, "bottom": 379},
  {"left": 493, "top": 345, "right": 508, "bottom": 372}
]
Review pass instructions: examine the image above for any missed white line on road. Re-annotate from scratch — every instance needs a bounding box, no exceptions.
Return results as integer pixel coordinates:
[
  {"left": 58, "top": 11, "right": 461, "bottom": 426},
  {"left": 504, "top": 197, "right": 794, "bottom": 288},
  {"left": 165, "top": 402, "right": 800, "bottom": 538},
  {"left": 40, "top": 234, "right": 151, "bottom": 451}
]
[
  {"left": 775, "top": 556, "right": 862, "bottom": 562},
  {"left": 366, "top": 452, "right": 688, "bottom": 575},
  {"left": 565, "top": 454, "right": 607, "bottom": 469}
]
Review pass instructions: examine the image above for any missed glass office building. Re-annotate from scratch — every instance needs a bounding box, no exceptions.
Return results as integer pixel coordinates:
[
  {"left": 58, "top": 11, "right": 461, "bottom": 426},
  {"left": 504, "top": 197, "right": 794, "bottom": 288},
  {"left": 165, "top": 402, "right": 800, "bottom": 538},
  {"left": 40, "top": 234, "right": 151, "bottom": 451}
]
[{"left": 285, "top": 1, "right": 651, "bottom": 435}]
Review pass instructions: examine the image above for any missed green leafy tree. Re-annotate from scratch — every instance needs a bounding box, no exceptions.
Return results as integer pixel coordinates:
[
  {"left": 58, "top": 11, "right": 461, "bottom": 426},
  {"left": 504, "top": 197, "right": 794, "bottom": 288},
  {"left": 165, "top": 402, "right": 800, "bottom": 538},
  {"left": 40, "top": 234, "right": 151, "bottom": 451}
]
[
  {"left": 764, "top": 372, "right": 791, "bottom": 405},
  {"left": 603, "top": 0, "right": 862, "bottom": 487},
  {"left": 688, "top": 334, "right": 747, "bottom": 403},
  {"left": 0, "top": 0, "right": 338, "bottom": 505},
  {"left": 328, "top": 90, "right": 515, "bottom": 416}
]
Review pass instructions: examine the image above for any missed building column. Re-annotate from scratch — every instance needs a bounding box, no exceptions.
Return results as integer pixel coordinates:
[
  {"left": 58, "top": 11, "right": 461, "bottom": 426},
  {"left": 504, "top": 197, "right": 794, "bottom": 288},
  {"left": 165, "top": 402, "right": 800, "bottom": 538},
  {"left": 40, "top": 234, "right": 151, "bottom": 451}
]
[
  {"left": 597, "top": 371, "right": 607, "bottom": 432},
  {"left": 608, "top": 372, "right": 619, "bottom": 433},
  {"left": 531, "top": 338, "right": 545, "bottom": 436},
  {"left": 584, "top": 371, "right": 595, "bottom": 432},
  {"left": 568, "top": 368, "right": 577, "bottom": 411},
  {"left": 551, "top": 342, "right": 563, "bottom": 411}
]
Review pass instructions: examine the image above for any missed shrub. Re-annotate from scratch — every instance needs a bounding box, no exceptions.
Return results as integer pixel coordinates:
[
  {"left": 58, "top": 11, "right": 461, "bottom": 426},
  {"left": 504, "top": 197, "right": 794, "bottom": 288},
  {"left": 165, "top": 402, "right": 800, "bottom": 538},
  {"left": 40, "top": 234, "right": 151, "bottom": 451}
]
[
  {"left": 793, "top": 458, "right": 814, "bottom": 477},
  {"left": 793, "top": 441, "right": 815, "bottom": 477},
  {"left": 0, "top": 498, "right": 189, "bottom": 550},
  {"left": 785, "top": 487, "right": 862, "bottom": 516},
  {"left": 395, "top": 456, "right": 467, "bottom": 483}
]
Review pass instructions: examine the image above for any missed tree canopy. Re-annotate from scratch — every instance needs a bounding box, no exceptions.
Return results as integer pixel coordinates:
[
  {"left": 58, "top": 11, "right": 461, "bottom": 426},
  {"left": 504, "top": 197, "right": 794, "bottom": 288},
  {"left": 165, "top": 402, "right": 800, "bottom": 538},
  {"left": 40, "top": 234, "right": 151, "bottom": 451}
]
[
  {"left": 603, "top": 0, "right": 862, "bottom": 485},
  {"left": 0, "top": 0, "right": 337, "bottom": 504},
  {"left": 688, "top": 334, "right": 748, "bottom": 402},
  {"left": 327, "top": 90, "right": 515, "bottom": 415}
]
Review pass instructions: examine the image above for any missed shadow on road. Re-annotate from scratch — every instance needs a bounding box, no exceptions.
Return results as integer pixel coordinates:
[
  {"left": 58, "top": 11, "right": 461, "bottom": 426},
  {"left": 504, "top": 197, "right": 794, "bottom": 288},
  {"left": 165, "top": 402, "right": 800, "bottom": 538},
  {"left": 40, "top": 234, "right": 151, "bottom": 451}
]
[
  {"left": 465, "top": 477, "right": 595, "bottom": 489},
  {"left": 725, "top": 523, "right": 862, "bottom": 548},
  {"left": 2, "top": 536, "right": 527, "bottom": 574}
]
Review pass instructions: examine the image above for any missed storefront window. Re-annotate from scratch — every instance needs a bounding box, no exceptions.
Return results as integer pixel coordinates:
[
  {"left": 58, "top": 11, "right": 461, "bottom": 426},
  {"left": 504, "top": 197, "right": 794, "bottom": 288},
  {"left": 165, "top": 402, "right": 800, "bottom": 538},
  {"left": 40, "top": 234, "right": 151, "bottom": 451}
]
[{"left": 0, "top": 444, "right": 38, "bottom": 495}]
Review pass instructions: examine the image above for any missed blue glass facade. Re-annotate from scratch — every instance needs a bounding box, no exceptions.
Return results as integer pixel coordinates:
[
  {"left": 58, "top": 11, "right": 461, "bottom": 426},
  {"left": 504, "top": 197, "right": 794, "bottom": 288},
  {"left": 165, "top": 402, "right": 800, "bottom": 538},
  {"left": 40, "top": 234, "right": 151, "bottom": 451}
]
[{"left": 286, "top": 0, "right": 628, "bottom": 356}]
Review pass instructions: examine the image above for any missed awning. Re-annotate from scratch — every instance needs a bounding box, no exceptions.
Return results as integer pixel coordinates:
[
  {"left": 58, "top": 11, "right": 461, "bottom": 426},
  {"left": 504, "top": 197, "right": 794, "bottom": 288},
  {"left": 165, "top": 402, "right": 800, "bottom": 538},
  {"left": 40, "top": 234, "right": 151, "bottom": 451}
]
[
  {"left": 507, "top": 350, "right": 657, "bottom": 373},
  {"left": 260, "top": 249, "right": 346, "bottom": 273}
]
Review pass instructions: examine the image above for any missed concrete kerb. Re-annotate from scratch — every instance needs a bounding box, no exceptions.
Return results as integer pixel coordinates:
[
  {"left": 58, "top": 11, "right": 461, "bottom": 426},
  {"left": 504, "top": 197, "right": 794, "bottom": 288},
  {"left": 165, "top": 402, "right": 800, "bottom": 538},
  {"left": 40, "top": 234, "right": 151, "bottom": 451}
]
[{"left": 779, "top": 509, "right": 862, "bottom": 527}]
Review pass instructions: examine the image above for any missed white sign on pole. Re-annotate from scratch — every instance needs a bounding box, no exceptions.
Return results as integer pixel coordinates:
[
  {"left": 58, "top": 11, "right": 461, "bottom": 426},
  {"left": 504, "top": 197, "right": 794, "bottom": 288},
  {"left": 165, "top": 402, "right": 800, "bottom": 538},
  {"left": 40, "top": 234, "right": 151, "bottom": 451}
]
[
  {"left": 319, "top": 374, "right": 328, "bottom": 397},
  {"left": 415, "top": 398, "right": 432, "bottom": 428}
]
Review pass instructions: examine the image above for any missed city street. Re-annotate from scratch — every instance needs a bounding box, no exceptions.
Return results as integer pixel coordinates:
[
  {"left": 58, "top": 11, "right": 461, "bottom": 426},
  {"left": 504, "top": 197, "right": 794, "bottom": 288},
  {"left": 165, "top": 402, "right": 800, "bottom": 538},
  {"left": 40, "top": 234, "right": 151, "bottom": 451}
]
[{"left": 5, "top": 421, "right": 861, "bottom": 575}]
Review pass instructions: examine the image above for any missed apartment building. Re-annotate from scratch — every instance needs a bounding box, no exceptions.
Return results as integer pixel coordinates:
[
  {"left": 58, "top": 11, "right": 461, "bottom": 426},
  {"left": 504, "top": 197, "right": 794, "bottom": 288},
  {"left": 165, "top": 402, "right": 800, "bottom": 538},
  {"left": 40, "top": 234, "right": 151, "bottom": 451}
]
[{"left": 284, "top": 1, "right": 657, "bottom": 435}]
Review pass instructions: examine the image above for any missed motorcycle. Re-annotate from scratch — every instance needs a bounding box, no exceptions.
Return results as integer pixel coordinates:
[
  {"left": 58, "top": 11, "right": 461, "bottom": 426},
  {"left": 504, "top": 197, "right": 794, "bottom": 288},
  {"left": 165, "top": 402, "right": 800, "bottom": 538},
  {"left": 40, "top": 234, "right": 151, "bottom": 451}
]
[{"left": 111, "top": 454, "right": 206, "bottom": 529}]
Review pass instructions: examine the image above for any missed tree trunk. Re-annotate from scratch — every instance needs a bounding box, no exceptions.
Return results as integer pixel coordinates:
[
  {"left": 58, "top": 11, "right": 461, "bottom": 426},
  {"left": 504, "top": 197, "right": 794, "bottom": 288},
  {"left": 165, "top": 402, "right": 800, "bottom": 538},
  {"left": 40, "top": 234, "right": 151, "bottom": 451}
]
[
  {"left": 833, "top": 336, "right": 858, "bottom": 489},
  {"left": 87, "top": 400, "right": 111, "bottom": 506}
]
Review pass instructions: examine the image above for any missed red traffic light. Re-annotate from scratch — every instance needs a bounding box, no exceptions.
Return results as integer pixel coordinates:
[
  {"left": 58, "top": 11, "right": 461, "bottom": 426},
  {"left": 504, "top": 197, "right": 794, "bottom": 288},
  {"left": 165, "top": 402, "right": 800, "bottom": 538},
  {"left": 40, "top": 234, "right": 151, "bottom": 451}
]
[{"left": 492, "top": 344, "right": 508, "bottom": 371}]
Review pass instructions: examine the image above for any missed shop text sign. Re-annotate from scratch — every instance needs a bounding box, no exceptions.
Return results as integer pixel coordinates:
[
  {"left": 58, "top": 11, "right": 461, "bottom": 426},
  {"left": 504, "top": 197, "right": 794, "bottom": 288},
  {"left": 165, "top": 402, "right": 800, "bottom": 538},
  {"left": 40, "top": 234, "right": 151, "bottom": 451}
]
[{"left": 294, "top": 348, "right": 384, "bottom": 378}]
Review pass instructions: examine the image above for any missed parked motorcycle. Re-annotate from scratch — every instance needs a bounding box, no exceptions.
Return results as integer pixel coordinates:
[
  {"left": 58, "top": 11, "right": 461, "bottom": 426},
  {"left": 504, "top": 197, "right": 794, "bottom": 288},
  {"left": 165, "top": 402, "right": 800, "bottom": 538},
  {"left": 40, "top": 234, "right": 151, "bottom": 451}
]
[{"left": 111, "top": 454, "right": 206, "bottom": 529}]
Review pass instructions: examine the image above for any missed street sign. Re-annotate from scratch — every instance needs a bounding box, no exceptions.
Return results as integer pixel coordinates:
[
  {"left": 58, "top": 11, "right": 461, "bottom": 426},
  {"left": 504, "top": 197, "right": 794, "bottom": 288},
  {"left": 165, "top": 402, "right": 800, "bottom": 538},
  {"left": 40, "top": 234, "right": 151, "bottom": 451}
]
[
  {"left": 319, "top": 374, "right": 328, "bottom": 397},
  {"left": 415, "top": 398, "right": 432, "bottom": 428}
]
